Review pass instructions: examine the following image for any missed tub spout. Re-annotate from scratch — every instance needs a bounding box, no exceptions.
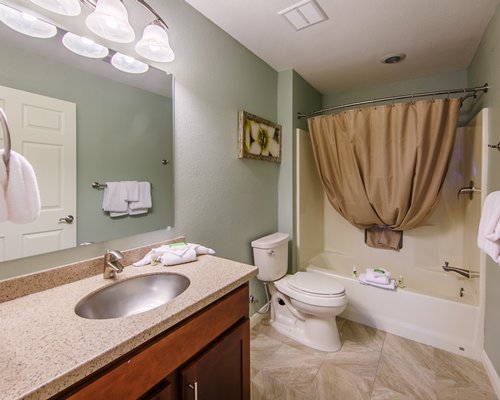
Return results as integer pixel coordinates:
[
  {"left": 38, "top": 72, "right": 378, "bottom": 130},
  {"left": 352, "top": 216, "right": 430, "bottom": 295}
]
[{"left": 442, "top": 262, "right": 479, "bottom": 278}]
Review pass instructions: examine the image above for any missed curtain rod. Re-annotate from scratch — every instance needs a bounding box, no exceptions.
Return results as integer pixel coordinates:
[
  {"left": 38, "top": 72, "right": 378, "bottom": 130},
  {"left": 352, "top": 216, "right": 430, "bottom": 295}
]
[{"left": 297, "top": 83, "right": 489, "bottom": 119}]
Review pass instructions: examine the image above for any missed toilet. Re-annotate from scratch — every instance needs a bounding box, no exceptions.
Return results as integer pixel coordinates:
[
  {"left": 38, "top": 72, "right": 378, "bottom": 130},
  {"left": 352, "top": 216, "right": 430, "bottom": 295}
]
[{"left": 252, "top": 232, "right": 347, "bottom": 352}]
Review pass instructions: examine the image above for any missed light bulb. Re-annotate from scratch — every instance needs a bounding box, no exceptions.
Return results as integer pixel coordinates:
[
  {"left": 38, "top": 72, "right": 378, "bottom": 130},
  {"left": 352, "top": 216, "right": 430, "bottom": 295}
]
[
  {"left": 86, "top": 0, "right": 134, "bottom": 43},
  {"left": 111, "top": 52, "right": 149, "bottom": 74},
  {"left": 135, "top": 23, "right": 175, "bottom": 63},
  {"left": 30, "top": 0, "right": 81, "bottom": 16},
  {"left": 0, "top": 4, "right": 57, "bottom": 38},
  {"left": 62, "top": 32, "right": 109, "bottom": 58}
]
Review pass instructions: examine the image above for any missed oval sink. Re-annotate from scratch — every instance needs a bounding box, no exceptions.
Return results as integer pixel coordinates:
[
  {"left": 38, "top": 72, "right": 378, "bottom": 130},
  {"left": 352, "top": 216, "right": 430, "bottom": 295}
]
[{"left": 75, "top": 273, "right": 190, "bottom": 319}]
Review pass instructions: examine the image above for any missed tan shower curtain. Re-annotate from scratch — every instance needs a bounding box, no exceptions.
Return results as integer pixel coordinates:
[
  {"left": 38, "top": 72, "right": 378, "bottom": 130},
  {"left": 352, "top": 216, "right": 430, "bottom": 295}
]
[{"left": 308, "top": 98, "right": 460, "bottom": 250}]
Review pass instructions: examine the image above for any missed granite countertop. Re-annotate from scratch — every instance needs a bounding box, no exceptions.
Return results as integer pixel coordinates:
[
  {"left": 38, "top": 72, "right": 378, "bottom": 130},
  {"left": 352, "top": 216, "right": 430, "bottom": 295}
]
[{"left": 0, "top": 255, "right": 257, "bottom": 400}]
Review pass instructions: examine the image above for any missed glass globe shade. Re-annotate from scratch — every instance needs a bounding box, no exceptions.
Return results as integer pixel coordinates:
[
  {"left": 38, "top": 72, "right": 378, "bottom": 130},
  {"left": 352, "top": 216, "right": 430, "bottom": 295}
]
[
  {"left": 86, "top": 0, "right": 134, "bottom": 43},
  {"left": 111, "top": 52, "right": 149, "bottom": 74},
  {"left": 135, "top": 24, "right": 175, "bottom": 63},
  {"left": 62, "top": 32, "right": 109, "bottom": 58}
]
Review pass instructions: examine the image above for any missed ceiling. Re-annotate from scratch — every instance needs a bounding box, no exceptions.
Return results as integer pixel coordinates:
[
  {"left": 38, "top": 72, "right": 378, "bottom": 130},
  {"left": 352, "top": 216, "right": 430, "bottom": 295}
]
[{"left": 185, "top": 0, "right": 500, "bottom": 94}]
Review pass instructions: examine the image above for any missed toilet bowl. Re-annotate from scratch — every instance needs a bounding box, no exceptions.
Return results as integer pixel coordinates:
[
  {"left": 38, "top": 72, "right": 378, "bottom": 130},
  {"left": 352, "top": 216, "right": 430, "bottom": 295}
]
[
  {"left": 252, "top": 233, "right": 347, "bottom": 352},
  {"left": 271, "top": 271, "right": 346, "bottom": 352}
]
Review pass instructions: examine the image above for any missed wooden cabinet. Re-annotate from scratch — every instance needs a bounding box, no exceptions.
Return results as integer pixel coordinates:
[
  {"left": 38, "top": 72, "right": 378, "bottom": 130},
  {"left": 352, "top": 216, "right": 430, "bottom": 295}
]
[
  {"left": 57, "top": 284, "right": 250, "bottom": 400},
  {"left": 180, "top": 320, "right": 249, "bottom": 400}
]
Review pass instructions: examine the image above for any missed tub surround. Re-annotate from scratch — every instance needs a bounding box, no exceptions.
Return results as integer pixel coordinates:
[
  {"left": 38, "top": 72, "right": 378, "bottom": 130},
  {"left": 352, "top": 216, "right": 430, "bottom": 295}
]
[{"left": 0, "top": 242, "right": 257, "bottom": 399}]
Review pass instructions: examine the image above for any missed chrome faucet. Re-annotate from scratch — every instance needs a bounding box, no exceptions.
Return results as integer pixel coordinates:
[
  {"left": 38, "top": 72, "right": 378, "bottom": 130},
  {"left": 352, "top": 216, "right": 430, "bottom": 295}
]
[
  {"left": 442, "top": 261, "right": 479, "bottom": 279},
  {"left": 103, "top": 249, "right": 126, "bottom": 279}
]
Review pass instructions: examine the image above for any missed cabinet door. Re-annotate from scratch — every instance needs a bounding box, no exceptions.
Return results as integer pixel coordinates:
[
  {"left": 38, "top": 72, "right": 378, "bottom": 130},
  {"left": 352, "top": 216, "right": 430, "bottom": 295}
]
[{"left": 181, "top": 319, "right": 250, "bottom": 400}]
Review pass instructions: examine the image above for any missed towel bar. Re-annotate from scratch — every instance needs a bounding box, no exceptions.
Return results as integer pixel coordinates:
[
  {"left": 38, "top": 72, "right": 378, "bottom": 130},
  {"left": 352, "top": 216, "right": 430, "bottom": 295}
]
[
  {"left": 0, "top": 107, "right": 12, "bottom": 166},
  {"left": 92, "top": 181, "right": 153, "bottom": 189}
]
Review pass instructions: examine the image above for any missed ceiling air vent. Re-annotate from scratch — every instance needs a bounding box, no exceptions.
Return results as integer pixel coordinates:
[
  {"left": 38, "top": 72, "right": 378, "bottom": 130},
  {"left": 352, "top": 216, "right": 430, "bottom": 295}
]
[{"left": 279, "top": 0, "right": 328, "bottom": 31}]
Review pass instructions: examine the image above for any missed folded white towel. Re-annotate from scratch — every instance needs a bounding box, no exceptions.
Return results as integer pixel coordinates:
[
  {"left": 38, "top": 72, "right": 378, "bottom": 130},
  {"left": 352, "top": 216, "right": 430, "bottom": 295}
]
[
  {"left": 102, "top": 182, "right": 128, "bottom": 213},
  {"left": 2, "top": 150, "right": 41, "bottom": 224},
  {"left": 359, "top": 273, "right": 397, "bottom": 290},
  {"left": 122, "top": 181, "right": 139, "bottom": 202},
  {"left": 129, "top": 181, "right": 152, "bottom": 215},
  {"left": 160, "top": 247, "right": 197, "bottom": 266},
  {"left": 133, "top": 242, "right": 215, "bottom": 267},
  {"left": 478, "top": 191, "right": 500, "bottom": 263},
  {"left": 365, "top": 268, "right": 392, "bottom": 285}
]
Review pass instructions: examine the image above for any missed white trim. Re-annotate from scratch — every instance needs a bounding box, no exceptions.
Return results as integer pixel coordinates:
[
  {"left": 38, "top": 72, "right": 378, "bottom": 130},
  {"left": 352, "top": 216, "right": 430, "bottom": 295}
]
[{"left": 482, "top": 350, "right": 500, "bottom": 399}]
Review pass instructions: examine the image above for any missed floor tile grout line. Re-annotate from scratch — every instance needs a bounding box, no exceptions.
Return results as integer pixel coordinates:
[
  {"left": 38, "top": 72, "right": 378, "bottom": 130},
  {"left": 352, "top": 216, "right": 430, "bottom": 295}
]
[{"left": 368, "top": 329, "right": 386, "bottom": 399}]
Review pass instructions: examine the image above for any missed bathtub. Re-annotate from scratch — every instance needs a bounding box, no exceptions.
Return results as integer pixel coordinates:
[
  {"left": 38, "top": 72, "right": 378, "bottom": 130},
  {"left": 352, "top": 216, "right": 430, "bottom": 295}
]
[{"left": 307, "top": 252, "right": 482, "bottom": 359}]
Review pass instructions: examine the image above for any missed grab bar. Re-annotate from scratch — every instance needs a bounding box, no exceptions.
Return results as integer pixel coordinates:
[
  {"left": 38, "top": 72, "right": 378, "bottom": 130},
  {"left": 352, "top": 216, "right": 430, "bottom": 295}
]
[
  {"left": 0, "top": 107, "right": 11, "bottom": 167},
  {"left": 457, "top": 180, "right": 481, "bottom": 200},
  {"left": 442, "top": 261, "right": 479, "bottom": 279}
]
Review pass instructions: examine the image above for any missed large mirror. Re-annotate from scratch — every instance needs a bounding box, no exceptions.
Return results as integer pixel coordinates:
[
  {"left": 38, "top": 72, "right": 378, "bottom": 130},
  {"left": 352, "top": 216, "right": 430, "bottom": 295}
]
[{"left": 0, "top": 1, "right": 174, "bottom": 263}]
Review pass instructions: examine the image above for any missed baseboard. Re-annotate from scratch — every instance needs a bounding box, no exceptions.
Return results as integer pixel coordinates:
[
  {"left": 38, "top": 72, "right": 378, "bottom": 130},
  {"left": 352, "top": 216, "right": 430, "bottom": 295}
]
[
  {"left": 482, "top": 350, "right": 500, "bottom": 399},
  {"left": 250, "top": 307, "right": 268, "bottom": 329}
]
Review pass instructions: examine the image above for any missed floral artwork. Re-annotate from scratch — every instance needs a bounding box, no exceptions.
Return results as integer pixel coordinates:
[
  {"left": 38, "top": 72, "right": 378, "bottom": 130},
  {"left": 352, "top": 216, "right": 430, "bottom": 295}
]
[{"left": 238, "top": 111, "right": 282, "bottom": 162}]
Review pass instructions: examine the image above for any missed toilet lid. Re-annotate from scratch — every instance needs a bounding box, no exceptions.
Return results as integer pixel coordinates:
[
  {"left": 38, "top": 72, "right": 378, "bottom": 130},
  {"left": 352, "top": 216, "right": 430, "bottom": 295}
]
[{"left": 288, "top": 272, "right": 345, "bottom": 296}]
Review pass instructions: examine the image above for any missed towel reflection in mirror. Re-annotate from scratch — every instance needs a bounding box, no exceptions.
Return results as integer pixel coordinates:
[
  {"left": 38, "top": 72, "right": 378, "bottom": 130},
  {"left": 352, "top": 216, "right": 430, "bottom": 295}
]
[{"left": 0, "top": 149, "right": 40, "bottom": 223}]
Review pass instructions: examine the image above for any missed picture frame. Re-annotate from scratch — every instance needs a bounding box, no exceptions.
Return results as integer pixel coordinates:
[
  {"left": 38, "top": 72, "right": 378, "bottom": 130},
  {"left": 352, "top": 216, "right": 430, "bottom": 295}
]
[{"left": 238, "top": 110, "right": 282, "bottom": 162}]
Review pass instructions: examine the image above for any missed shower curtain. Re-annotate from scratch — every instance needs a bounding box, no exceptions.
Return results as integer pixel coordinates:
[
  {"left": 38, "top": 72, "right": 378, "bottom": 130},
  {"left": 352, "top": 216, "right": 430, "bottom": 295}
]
[{"left": 308, "top": 98, "right": 460, "bottom": 250}]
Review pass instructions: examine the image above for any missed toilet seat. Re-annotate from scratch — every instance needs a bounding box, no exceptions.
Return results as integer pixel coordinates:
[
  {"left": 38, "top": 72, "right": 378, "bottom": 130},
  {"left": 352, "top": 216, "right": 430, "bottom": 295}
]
[
  {"left": 288, "top": 272, "right": 345, "bottom": 297},
  {"left": 274, "top": 272, "right": 346, "bottom": 308}
]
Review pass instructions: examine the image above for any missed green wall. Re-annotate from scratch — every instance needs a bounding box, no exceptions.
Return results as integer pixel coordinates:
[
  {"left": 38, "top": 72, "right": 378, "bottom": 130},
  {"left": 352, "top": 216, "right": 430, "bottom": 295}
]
[
  {"left": 468, "top": 3, "right": 500, "bottom": 380},
  {"left": 0, "top": 0, "right": 280, "bottom": 311},
  {"left": 0, "top": 40, "right": 173, "bottom": 245},
  {"left": 160, "top": 0, "right": 280, "bottom": 313}
]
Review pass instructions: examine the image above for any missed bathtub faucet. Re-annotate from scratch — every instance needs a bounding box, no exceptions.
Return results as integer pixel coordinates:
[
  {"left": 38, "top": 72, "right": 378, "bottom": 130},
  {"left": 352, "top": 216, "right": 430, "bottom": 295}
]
[{"left": 442, "top": 262, "right": 479, "bottom": 278}]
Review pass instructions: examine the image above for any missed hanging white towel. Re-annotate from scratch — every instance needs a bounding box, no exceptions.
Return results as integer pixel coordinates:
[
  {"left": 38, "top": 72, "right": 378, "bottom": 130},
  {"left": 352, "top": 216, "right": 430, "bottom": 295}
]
[
  {"left": 2, "top": 150, "right": 41, "bottom": 224},
  {"left": 477, "top": 191, "right": 500, "bottom": 264},
  {"left": 102, "top": 182, "right": 128, "bottom": 214},
  {"left": 0, "top": 150, "right": 8, "bottom": 222},
  {"left": 129, "top": 181, "right": 152, "bottom": 215}
]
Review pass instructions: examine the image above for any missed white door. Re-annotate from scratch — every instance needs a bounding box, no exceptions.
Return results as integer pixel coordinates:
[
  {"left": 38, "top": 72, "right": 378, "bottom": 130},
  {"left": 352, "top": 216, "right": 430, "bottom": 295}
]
[{"left": 0, "top": 85, "right": 76, "bottom": 261}]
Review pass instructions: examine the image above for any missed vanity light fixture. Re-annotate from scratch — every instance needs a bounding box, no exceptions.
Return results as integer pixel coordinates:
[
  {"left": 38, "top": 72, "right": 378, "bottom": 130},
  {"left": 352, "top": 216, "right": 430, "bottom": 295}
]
[
  {"left": 30, "top": 0, "right": 81, "bottom": 16},
  {"left": 0, "top": 3, "right": 57, "bottom": 38},
  {"left": 62, "top": 31, "right": 109, "bottom": 58},
  {"left": 111, "top": 51, "right": 149, "bottom": 73},
  {"left": 85, "top": 0, "right": 135, "bottom": 43},
  {"left": 135, "top": 21, "right": 174, "bottom": 62}
]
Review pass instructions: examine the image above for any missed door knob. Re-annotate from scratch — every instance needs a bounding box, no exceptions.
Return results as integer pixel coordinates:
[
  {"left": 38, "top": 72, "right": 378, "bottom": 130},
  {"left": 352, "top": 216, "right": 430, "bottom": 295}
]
[{"left": 58, "top": 215, "right": 74, "bottom": 224}]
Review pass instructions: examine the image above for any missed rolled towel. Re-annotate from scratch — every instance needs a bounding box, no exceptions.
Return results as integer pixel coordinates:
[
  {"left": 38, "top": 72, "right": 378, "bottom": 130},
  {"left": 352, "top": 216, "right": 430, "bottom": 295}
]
[{"left": 359, "top": 273, "right": 396, "bottom": 290}]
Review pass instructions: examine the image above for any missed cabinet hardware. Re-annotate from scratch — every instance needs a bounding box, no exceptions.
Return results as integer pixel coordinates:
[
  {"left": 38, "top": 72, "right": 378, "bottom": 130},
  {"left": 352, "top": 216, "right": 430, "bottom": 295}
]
[{"left": 188, "top": 382, "right": 198, "bottom": 400}]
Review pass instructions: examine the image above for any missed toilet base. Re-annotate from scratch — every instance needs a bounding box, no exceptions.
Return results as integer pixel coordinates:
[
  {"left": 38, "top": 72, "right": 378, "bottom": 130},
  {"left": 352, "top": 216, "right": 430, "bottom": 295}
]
[{"left": 270, "top": 293, "right": 342, "bottom": 352}]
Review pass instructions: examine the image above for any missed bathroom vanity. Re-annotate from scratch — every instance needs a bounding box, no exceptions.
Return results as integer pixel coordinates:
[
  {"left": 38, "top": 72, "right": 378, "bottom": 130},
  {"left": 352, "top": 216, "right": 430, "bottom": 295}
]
[
  {"left": 0, "top": 246, "right": 257, "bottom": 400},
  {"left": 63, "top": 284, "right": 249, "bottom": 400}
]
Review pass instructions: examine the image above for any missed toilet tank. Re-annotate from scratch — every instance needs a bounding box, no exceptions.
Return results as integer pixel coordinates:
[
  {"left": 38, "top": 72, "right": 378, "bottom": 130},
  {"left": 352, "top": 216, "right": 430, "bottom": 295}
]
[{"left": 251, "top": 232, "right": 290, "bottom": 282}]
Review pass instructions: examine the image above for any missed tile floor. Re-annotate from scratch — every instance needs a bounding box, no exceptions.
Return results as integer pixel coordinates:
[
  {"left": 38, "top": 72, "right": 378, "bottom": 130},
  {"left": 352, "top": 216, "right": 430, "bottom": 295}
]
[{"left": 251, "top": 316, "right": 498, "bottom": 400}]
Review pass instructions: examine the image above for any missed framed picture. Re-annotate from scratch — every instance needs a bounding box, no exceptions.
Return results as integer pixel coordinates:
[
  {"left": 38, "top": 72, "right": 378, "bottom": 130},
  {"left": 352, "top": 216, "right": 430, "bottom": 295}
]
[{"left": 238, "top": 110, "right": 282, "bottom": 162}]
